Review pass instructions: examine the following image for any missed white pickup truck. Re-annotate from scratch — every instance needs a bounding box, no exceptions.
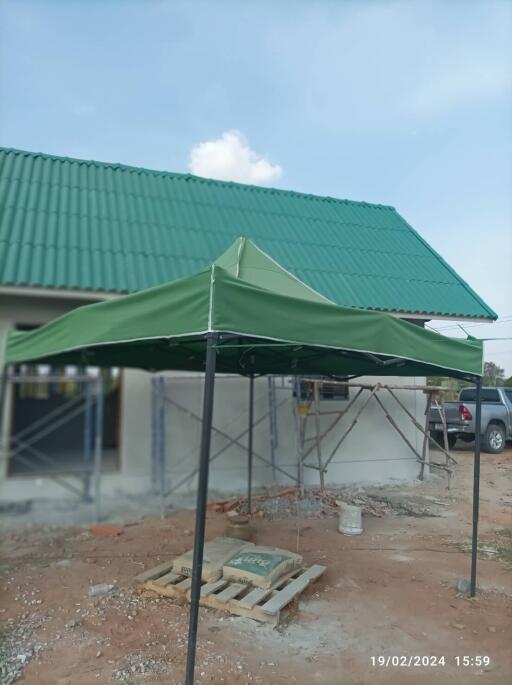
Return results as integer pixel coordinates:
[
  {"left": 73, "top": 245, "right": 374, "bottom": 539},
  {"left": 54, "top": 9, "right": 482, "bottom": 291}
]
[{"left": 429, "top": 387, "right": 512, "bottom": 453}]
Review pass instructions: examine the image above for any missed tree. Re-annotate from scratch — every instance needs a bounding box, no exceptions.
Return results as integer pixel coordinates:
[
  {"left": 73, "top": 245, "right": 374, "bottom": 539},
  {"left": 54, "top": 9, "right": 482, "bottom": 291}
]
[
  {"left": 483, "top": 361, "right": 505, "bottom": 386},
  {"left": 504, "top": 376, "right": 512, "bottom": 387}
]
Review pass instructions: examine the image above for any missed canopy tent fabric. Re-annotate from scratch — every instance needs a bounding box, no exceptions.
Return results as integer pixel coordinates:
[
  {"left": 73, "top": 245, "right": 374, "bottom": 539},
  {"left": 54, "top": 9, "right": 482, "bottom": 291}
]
[{"left": 5, "top": 238, "right": 483, "bottom": 380}]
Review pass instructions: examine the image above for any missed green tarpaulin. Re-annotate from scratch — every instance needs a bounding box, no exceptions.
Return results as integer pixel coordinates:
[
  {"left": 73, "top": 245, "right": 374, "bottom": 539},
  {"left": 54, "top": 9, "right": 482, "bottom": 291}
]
[{"left": 5, "top": 238, "right": 483, "bottom": 379}]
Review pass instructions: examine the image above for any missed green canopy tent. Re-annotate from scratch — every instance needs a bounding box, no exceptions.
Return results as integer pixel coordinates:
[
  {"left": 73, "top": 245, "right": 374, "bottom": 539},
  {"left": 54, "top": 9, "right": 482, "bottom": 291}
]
[{"left": 3, "top": 237, "right": 484, "bottom": 685}]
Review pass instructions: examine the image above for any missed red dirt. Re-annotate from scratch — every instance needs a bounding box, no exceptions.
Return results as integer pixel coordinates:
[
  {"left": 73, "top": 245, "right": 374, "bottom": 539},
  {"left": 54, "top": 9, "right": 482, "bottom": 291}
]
[{"left": 1, "top": 447, "right": 511, "bottom": 685}]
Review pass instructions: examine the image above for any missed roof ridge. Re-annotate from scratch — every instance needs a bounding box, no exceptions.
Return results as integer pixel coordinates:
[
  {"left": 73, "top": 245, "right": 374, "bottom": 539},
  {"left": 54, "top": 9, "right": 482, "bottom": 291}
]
[{"left": 0, "top": 146, "right": 396, "bottom": 211}]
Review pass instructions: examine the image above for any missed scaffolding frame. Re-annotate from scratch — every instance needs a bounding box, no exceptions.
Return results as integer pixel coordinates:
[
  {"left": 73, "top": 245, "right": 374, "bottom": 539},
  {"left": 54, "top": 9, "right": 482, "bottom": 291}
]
[
  {"left": 0, "top": 373, "right": 104, "bottom": 519},
  {"left": 148, "top": 374, "right": 455, "bottom": 514},
  {"left": 295, "top": 379, "right": 455, "bottom": 490},
  {"left": 150, "top": 374, "right": 296, "bottom": 516},
  {"left": 0, "top": 369, "right": 454, "bottom": 524}
]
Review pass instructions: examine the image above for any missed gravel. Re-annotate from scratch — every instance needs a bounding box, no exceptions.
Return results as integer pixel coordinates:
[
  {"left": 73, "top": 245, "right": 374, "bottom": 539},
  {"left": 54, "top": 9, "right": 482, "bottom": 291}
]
[{"left": 0, "top": 614, "right": 46, "bottom": 685}]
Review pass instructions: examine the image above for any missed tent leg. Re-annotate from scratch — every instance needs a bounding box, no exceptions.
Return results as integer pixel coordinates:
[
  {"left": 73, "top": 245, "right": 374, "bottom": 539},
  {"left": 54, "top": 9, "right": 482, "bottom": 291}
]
[
  {"left": 247, "top": 374, "right": 254, "bottom": 514},
  {"left": 470, "top": 378, "right": 482, "bottom": 597},
  {"left": 185, "top": 333, "right": 217, "bottom": 685}
]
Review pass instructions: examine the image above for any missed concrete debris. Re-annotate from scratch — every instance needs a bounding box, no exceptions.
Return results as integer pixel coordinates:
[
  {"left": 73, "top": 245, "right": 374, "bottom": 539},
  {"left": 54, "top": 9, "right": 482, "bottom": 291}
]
[
  {"left": 456, "top": 578, "right": 471, "bottom": 594},
  {"left": 220, "top": 486, "right": 446, "bottom": 520}
]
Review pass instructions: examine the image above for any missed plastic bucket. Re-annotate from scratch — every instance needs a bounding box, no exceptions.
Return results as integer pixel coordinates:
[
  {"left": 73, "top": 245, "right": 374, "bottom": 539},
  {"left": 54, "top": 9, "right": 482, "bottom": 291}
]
[{"left": 337, "top": 501, "right": 363, "bottom": 535}]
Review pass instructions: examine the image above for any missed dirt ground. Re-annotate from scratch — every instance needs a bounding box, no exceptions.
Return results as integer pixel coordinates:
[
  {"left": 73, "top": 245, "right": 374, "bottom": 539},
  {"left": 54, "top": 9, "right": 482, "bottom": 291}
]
[{"left": 1, "top": 446, "right": 511, "bottom": 685}]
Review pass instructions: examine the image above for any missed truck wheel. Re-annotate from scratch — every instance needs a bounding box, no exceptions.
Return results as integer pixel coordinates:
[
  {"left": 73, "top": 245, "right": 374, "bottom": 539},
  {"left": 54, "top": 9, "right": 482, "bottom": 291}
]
[{"left": 483, "top": 423, "right": 506, "bottom": 453}]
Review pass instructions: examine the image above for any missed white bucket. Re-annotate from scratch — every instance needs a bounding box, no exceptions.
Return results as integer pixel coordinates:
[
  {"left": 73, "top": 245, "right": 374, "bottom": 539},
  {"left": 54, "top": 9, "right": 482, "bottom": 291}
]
[{"left": 337, "top": 501, "right": 363, "bottom": 535}]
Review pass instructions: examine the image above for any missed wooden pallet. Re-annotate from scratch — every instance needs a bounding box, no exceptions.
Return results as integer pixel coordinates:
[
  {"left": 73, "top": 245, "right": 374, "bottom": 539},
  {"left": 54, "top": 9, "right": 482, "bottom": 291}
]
[{"left": 134, "top": 560, "right": 326, "bottom": 625}]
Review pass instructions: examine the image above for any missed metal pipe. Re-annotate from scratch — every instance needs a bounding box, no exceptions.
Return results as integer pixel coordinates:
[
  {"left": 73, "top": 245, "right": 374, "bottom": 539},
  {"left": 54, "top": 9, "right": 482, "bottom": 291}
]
[
  {"left": 165, "top": 396, "right": 297, "bottom": 493},
  {"left": 6, "top": 401, "right": 88, "bottom": 459},
  {"left": 0, "top": 363, "right": 10, "bottom": 457},
  {"left": 159, "top": 376, "right": 166, "bottom": 518},
  {"left": 470, "top": 378, "right": 482, "bottom": 597},
  {"left": 293, "top": 377, "right": 305, "bottom": 495},
  {"left": 267, "top": 376, "right": 277, "bottom": 482},
  {"left": 7, "top": 374, "right": 94, "bottom": 383},
  {"left": 9, "top": 392, "right": 82, "bottom": 441},
  {"left": 247, "top": 374, "right": 254, "bottom": 513},
  {"left": 150, "top": 377, "right": 157, "bottom": 489},
  {"left": 185, "top": 333, "right": 217, "bottom": 685},
  {"left": 83, "top": 382, "right": 93, "bottom": 501},
  {"left": 93, "top": 377, "right": 104, "bottom": 523}
]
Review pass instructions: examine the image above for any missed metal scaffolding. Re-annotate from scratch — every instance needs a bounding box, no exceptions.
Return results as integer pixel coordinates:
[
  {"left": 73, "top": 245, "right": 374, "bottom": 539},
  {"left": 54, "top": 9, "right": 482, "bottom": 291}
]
[
  {"left": 0, "top": 370, "right": 454, "bottom": 522},
  {"left": 149, "top": 374, "right": 300, "bottom": 515},
  {"left": 0, "top": 373, "right": 104, "bottom": 518},
  {"left": 295, "top": 379, "right": 455, "bottom": 490},
  {"left": 148, "top": 375, "right": 455, "bottom": 514}
]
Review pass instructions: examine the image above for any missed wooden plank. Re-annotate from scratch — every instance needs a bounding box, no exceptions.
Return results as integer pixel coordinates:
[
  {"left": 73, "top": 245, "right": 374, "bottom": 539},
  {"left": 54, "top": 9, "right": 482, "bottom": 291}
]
[
  {"left": 153, "top": 571, "right": 182, "bottom": 587},
  {"left": 145, "top": 581, "right": 187, "bottom": 601},
  {"left": 236, "top": 586, "right": 274, "bottom": 609},
  {"left": 214, "top": 583, "right": 246, "bottom": 604},
  {"left": 200, "top": 591, "right": 280, "bottom": 625},
  {"left": 260, "top": 565, "right": 326, "bottom": 615},
  {"left": 235, "top": 567, "right": 301, "bottom": 609},
  {"left": 134, "top": 560, "right": 175, "bottom": 584},
  {"left": 200, "top": 579, "right": 228, "bottom": 597},
  {"left": 176, "top": 577, "right": 192, "bottom": 591}
]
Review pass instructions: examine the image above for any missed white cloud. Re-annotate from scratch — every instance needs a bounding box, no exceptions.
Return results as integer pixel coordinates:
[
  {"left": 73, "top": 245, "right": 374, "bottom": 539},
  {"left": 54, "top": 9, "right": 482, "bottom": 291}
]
[{"left": 188, "top": 130, "right": 282, "bottom": 185}]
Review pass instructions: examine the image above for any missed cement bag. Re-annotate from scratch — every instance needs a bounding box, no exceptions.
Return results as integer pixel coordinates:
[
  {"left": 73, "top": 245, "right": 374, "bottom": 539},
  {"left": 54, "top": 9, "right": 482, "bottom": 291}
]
[
  {"left": 173, "top": 537, "right": 253, "bottom": 582},
  {"left": 222, "top": 545, "right": 303, "bottom": 589}
]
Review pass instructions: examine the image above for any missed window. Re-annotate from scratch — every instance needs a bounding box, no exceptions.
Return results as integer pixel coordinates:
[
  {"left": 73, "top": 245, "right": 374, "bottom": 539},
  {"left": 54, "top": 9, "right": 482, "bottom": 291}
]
[
  {"left": 299, "top": 377, "right": 349, "bottom": 401},
  {"left": 504, "top": 389, "right": 512, "bottom": 405},
  {"left": 459, "top": 388, "right": 501, "bottom": 403}
]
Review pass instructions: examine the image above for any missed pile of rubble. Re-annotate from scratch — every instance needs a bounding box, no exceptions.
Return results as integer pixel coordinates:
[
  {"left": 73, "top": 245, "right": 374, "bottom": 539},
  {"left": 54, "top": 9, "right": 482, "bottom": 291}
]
[{"left": 207, "top": 485, "right": 446, "bottom": 521}]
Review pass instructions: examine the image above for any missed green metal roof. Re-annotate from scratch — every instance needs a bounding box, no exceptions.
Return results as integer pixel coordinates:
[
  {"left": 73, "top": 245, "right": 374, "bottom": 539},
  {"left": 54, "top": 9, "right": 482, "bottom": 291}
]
[{"left": 0, "top": 147, "right": 496, "bottom": 319}]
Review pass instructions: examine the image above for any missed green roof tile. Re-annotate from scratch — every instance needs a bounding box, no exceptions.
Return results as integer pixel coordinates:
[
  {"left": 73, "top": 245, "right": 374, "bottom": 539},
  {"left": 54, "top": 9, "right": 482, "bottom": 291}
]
[{"left": 0, "top": 147, "right": 496, "bottom": 319}]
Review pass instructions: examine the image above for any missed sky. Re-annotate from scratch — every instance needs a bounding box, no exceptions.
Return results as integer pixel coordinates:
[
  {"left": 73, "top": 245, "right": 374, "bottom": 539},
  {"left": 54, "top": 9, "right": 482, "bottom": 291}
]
[{"left": 1, "top": 0, "right": 511, "bottom": 374}]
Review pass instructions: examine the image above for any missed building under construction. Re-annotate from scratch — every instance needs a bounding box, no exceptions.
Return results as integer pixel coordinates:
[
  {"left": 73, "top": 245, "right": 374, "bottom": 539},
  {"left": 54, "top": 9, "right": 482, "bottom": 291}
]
[{"left": 0, "top": 147, "right": 496, "bottom": 507}]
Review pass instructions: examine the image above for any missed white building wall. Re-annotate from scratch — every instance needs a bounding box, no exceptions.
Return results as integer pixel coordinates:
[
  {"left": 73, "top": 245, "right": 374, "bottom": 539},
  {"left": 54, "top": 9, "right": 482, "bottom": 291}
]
[
  {"left": 0, "top": 293, "right": 427, "bottom": 502},
  {"left": 120, "top": 371, "right": 425, "bottom": 500}
]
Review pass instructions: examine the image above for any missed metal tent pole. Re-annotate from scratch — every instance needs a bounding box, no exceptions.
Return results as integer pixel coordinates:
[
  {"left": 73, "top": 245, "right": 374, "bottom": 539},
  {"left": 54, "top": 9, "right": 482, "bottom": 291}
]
[
  {"left": 247, "top": 374, "right": 254, "bottom": 514},
  {"left": 470, "top": 378, "right": 482, "bottom": 597},
  {"left": 185, "top": 333, "right": 217, "bottom": 685}
]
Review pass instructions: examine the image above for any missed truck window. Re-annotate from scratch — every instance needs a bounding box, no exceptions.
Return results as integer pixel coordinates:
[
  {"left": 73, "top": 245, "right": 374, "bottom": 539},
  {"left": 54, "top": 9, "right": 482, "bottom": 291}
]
[
  {"left": 459, "top": 388, "right": 501, "bottom": 403},
  {"left": 504, "top": 389, "right": 512, "bottom": 404}
]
